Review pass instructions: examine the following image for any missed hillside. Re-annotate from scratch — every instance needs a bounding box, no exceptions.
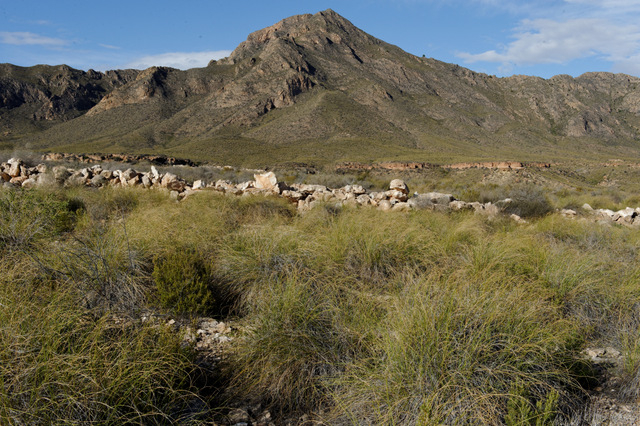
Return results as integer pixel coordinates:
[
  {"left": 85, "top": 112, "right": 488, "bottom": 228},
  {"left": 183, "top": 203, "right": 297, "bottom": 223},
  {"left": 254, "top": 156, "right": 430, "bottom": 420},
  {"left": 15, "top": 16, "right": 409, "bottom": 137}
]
[{"left": 1, "top": 9, "right": 640, "bottom": 166}]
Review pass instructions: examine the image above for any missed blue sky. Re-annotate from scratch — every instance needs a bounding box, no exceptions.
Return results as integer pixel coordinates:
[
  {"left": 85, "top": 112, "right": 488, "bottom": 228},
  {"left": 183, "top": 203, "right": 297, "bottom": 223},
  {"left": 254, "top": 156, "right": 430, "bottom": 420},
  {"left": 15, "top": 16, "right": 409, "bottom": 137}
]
[{"left": 2, "top": 0, "right": 640, "bottom": 78}]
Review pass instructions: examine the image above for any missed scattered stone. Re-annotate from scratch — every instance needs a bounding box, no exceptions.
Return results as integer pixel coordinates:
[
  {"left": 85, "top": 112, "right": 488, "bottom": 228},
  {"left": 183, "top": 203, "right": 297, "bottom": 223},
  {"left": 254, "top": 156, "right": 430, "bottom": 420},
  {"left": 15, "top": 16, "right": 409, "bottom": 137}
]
[{"left": 227, "top": 408, "right": 250, "bottom": 424}]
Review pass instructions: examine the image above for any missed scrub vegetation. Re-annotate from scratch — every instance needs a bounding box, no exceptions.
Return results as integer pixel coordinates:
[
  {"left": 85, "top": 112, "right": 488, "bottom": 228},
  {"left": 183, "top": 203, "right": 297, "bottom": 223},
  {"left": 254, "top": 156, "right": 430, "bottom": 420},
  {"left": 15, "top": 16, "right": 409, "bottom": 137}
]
[{"left": 1, "top": 169, "right": 639, "bottom": 424}]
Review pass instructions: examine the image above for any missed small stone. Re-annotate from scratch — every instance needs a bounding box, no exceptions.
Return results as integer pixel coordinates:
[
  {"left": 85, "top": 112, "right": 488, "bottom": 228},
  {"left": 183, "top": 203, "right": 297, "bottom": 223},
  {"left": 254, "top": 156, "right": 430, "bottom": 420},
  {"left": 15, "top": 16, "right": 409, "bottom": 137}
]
[{"left": 228, "top": 408, "right": 250, "bottom": 424}]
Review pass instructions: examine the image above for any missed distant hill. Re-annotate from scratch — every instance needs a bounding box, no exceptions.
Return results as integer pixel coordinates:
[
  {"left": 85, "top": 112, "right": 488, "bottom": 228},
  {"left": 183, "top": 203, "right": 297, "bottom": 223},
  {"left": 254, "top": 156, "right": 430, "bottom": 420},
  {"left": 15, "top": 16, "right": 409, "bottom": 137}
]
[{"left": 2, "top": 9, "right": 640, "bottom": 166}]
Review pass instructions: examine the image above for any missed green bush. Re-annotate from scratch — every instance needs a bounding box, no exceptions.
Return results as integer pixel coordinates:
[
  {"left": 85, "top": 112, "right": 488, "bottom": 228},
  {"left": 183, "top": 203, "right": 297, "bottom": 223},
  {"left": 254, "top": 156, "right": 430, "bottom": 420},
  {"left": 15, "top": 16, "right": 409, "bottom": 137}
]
[
  {"left": 0, "top": 189, "right": 77, "bottom": 251},
  {"left": 152, "top": 247, "right": 215, "bottom": 315}
]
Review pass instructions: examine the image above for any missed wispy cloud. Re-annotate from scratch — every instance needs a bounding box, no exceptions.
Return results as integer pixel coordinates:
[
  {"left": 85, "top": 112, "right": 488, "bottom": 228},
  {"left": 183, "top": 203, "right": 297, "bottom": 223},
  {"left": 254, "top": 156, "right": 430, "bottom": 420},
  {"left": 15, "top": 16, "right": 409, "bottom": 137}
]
[
  {"left": 0, "top": 31, "right": 67, "bottom": 46},
  {"left": 99, "top": 44, "right": 120, "bottom": 50},
  {"left": 456, "top": 0, "right": 640, "bottom": 74},
  {"left": 125, "top": 50, "right": 232, "bottom": 70},
  {"left": 458, "top": 18, "right": 640, "bottom": 65}
]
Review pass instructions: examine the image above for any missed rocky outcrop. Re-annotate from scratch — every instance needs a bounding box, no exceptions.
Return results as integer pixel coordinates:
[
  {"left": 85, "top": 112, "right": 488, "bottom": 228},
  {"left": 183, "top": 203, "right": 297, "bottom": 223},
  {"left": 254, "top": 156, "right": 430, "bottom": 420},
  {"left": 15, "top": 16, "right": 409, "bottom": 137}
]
[{"left": 0, "top": 64, "right": 138, "bottom": 125}]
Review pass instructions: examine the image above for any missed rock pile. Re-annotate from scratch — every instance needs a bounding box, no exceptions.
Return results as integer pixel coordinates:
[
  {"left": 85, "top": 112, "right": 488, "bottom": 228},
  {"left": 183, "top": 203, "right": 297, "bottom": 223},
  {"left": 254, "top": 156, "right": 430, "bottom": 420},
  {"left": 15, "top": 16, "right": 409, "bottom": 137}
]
[
  {"left": 7, "top": 157, "right": 640, "bottom": 226},
  {"left": 562, "top": 204, "right": 640, "bottom": 227},
  {"left": 2, "top": 158, "right": 520, "bottom": 218}
]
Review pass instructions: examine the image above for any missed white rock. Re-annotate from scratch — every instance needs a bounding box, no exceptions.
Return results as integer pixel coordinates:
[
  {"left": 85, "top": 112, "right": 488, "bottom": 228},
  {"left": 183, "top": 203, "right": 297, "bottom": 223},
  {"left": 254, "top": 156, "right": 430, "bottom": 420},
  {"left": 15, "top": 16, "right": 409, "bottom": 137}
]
[
  {"left": 389, "top": 179, "right": 409, "bottom": 194},
  {"left": 253, "top": 172, "right": 278, "bottom": 191}
]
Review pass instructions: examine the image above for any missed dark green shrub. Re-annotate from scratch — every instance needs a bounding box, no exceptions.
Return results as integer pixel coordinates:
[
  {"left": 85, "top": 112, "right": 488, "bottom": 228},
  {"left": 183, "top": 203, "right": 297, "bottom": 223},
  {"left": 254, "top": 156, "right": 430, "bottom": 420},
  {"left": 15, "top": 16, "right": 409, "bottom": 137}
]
[
  {"left": 503, "top": 184, "right": 554, "bottom": 218},
  {"left": 152, "top": 248, "right": 215, "bottom": 314}
]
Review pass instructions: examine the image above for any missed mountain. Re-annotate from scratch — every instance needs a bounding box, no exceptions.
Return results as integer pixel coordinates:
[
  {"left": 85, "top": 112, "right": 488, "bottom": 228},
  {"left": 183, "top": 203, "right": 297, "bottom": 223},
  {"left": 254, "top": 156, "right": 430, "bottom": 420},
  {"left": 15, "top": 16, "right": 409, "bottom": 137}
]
[
  {"left": 2, "top": 9, "right": 640, "bottom": 166},
  {"left": 0, "top": 64, "right": 138, "bottom": 140}
]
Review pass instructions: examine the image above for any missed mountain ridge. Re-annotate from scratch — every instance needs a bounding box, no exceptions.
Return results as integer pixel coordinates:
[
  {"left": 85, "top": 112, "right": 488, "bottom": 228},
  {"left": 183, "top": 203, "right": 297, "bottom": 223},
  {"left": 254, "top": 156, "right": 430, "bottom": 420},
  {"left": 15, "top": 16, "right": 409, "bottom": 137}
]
[{"left": 1, "top": 9, "right": 640, "bottom": 166}]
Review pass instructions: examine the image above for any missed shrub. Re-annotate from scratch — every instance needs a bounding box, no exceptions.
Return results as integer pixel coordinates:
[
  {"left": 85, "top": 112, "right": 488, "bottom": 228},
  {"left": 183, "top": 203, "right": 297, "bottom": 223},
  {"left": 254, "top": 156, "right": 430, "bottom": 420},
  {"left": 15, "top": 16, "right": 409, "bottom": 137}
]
[
  {"left": 152, "top": 247, "right": 215, "bottom": 315},
  {"left": 230, "top": 274, "right": 356, "bottom": 413},
  {"left": 0, "top": 189, "right": 76, "bottom": 251},
  {"left": 502, "top": 184, "right": 554, "bottom": 218}
]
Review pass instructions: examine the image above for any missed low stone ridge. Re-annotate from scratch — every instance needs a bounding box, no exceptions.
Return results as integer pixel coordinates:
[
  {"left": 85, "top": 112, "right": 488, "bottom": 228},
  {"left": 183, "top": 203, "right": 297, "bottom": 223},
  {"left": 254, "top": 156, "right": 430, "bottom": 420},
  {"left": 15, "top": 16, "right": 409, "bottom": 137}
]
[
  {"left": 3, "top": 158, "right": 639, "bottom": 226},
  {"left": 336, "top": 161, "right": 551, "bottom": 172}
]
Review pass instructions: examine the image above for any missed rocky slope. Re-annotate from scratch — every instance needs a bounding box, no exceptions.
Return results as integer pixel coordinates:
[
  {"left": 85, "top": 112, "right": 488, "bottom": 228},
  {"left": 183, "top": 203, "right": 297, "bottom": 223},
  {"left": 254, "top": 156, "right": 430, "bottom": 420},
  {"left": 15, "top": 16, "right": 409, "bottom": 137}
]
[
  {"left": 0, "top": 64, "right": 138, "bottom": 137},
  {"left": 1, "top": 10, "right": 640, "bottom": 165}
]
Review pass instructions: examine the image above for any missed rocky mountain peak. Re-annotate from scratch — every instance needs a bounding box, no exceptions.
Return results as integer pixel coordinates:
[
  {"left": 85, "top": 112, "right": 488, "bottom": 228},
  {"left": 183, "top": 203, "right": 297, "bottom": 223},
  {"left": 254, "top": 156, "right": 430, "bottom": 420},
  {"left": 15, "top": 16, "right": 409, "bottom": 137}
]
[{"left": 225, "top": 9, "right": 372, "bottom": 64}]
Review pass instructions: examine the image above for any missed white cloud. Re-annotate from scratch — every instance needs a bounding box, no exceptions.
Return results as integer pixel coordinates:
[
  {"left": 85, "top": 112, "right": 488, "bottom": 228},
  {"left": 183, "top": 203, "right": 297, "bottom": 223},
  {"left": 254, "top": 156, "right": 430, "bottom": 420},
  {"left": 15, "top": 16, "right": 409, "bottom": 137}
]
[
  {"left": 0, "top": 31, "right": 67, "bottom": 46},
  {"left": 456, "top": 0, "right": 640, "bottom": 74},
  {"left": 125, "top": 50, "right": 232, "bottom": 70},
  {"left": 458, "top": 18, "right": 640, "bottom": 66}
]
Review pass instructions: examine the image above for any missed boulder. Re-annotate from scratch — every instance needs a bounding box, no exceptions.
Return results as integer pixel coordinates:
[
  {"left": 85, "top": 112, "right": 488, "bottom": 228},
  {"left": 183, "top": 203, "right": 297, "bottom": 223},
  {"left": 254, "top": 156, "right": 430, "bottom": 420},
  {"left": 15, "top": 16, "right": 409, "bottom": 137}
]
[
  {"left": 127, "top": 176, "right": 141, "bottom": 187},
  {"left": 90, "top": 174, "right": 108, "bottom": 187},
  {"left": 254, "top": 172, "right": 278, "bottom": 191},
  {"left": 10, "top": 176, "right": 28, "bottom": 185},
  {"left": 192, "top": 180, "right": 206, "bottom": 190},
  {"left": 66, "top": 171, "right": 88, "bottom": 186},
  {"left": 150, "top": 166, "right": 160, "bottom": 179},
  {"left": 121, "top": 168, "right": 138, "bottom": 180},
  {"left": 343, "top": 184, "right": 366, "bottom": 195},
  {"left": 7, "top": 158, "right": 22, "bottom": 177},
  {"left": 80, "top": 168, "right": 92, "bottom": 179},
  {"left": 52, "top": 166, "right": 71, "bottom": 183},
  {"left": 100, "top": 170, "right": 114, "bottom": 179},
  {"left": 560, "top": 209, "right": 577, "bottom": 217},
  {"left": 356, "top": 194, "right": 372, "bottom": 206},
  {"left": 141, "top": 174, "right": 152, "bottom": 188},
  {"left": 161, "top": 173, "right": 185, "bottom": 192},
  {"left": 36, "top": 173, "right": 56, "bottom": 187},
  {"left": 423, "top": 192, "right": 455, "bottom": 205},
  {"left": 237, "top": 181, "right": 254, "bottom": 191},
  {"left": 0, "top": 172, "right": 10, "bottom": 182},
  {"left": 378, "top": 199, "right": 392, "bottom": 211},
  {"left": 386, "top": 190, "right": 409, "bottom": 202},
  {"left": 392, "top": 202, "right": 411, "bottom": 211},
  {"left": 389, "top": 179, "right": 409, "bottom": 194},
  {"left": 295, "top": 184, "right": 330, "bottom": 194},
  {"left": 619, "top": 207, "right": 637, "bottom": 218},
  {"left": 21, "top": 178, "right": 38, "bottom": 189}
]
